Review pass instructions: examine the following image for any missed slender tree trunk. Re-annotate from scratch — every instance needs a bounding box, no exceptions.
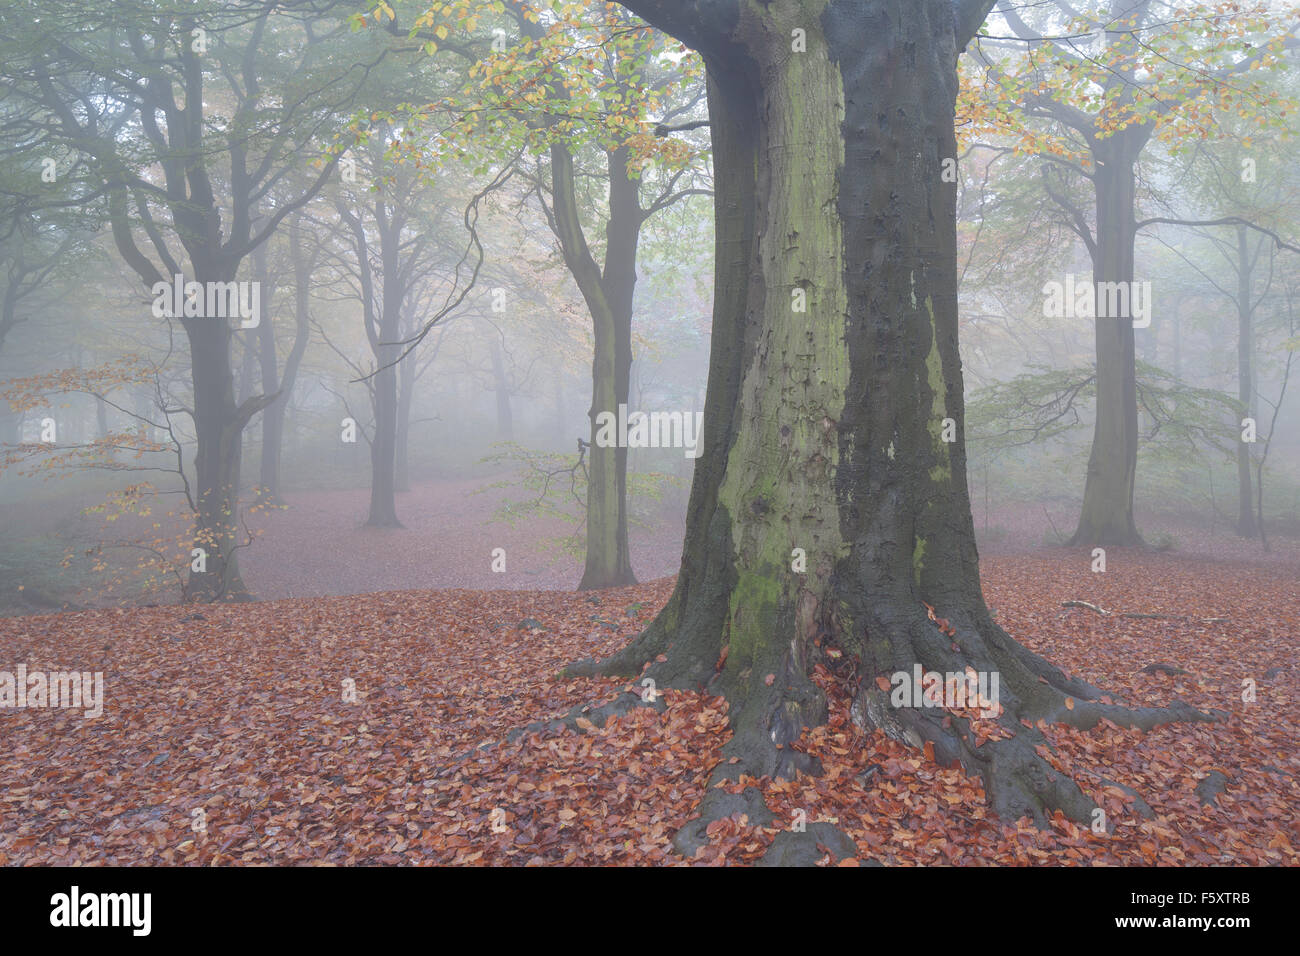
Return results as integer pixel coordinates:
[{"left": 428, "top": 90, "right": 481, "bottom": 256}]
[
  {"left": 366, "top": 264, "right": 403, "bottom": 528},
  {"left": 259, "top": 215, "right": 311, "bottom": 504},
  {"left": 1234, "top": 224, "right": 1257, "bottom": 537},
  {"left": 368, "top": 363, "right": 401, "bottom": 527},
  {"left": 1172, "top": 297, "right": 1182, "bottom": 379},
  {"left": 257, "top": 331, "right": 286, "bottom": 502},
  {"left": 249, "top": 236, "right": 278, "bottom": 501},
  {"left": 489, "top": 334, "right": 514, "bottom": 440},
  {"left": 581, "top": 284, "right": 634, "bottom": 589},
  {"left": 549, "top": 142, "right": 638, "bottom": 590},
  {"left": 1070, "top": 137, "right": 1144, "bottom": 546},
  {"left": 516, "top": 12, "right": 638, "bottom": 589},
  {"left": 568, "top": 0, "right": 1206, "bottom": 852},
  {"left": 237, "top": 329, "right": 259, "bottom": 408},
  {"left": 395, "top": 346, "right": 414, "bottom": 492},
  {"left": 554, "top": 372, "right": 567, "bottom": 444}
]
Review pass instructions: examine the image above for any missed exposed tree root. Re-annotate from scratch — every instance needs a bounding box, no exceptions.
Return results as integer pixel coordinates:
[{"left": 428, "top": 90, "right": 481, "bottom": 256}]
[
  {"left": 565, "top": 597, "right": 1223, "bottom": 860},
  {"left": 1139, "top": 662, "right": 1191, "bottom": 676},
  {"left": 431, "top": 688, "right": 664, "bottom": 782}
]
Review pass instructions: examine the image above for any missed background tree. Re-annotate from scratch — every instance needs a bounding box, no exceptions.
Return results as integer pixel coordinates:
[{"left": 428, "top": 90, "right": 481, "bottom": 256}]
[
  {"left": 0, "top": 0, "right": 387, "bottom": 597},
  {"left": 964, "top": 0, "right": 1297, "bottom": 545},
  {"left": 415, "top": 0, "right": 710, "bottom": 587}
]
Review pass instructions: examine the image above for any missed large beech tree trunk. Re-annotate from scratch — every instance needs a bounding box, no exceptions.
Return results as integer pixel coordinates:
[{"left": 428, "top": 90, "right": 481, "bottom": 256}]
[{"left": 566, "top": 0, "right": 1208, "bottom": 851}]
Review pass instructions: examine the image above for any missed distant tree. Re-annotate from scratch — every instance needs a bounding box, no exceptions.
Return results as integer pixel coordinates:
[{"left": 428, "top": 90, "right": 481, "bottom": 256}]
[
  {"left": 965, "top": 0, "right": 1298, "bottom": 545},
  {"left": 0, "top": 0, "right": 381, "bottom": 598},
  {"left": 402, "top": 0, "right": 710, "bottom": 587}
]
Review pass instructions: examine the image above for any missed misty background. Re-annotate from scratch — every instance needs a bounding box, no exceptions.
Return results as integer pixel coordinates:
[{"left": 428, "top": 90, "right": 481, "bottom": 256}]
[{"left": 1, "top": 0, "right": 1297, "bottom": 615}]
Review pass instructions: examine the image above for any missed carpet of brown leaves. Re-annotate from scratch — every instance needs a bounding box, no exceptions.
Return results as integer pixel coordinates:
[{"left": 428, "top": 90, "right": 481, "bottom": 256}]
[{"left": 0, "top": 547, "right": 1295, "bottom": 865}]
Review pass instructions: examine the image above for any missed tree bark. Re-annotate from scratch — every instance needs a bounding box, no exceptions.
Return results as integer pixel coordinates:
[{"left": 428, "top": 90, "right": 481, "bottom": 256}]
[
  {"left": 256, "top": 215, "right": 311, "bottom": 504},
  {"left": 1234, "top": 224, "right": 1257, "bottom": 537},
  {"left": 184, "top": 263, "right": 255, "bottom": 602},
  {"left": 365, "top": 260, "right": 404, "bottom": 528},
  {"left": 337, "top": 187, "right": 407, "bottom": 530},
  {"left": 565, "top": 0, "right": 1208, "bottom": 851},
  {"left": 512, "top": 5, "right": 639, "bottom": 589},
  {"left": 395, "top": 342, "right": 415, "bottom": 492},
  {"left": 1069, "top": 135, "right": 1144, "bottom": 546},
  {"left": 547, "top": 141, "right": 638, "bottom": 589}
]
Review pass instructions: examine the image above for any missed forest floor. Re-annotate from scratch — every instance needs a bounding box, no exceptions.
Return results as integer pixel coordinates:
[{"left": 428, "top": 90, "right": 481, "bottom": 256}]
[
  {"left": 239, "top": 477, "right": 688, "bottom": 598},
  {"left": 0, "top": 484, "right": 1297, "bottom": 865}
]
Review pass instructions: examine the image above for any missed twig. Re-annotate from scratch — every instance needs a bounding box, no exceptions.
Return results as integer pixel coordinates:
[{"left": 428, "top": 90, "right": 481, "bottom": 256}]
[
  {"left": 1043, "top": 506, "right": 1066, "bottom": 544},
  {"left": 1062, "top": 600, "right": 1109, "bottom": 615},
  {"left": 1062, "top": 601, "right": 1230, "bottom": 623}
]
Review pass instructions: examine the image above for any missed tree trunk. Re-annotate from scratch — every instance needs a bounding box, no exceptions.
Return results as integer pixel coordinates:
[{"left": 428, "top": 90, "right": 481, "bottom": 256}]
[
  {"left": 366, "top": 290, "right": 403, "bottom": 527},
  {"left": 567, "top": 0, "right": 1207, "bottom": 852},
  {"left": 257, "top": 322, "right": 286, "bottom": 502},
  {"left": 367, "top": 359, "right": 401, "bottom": 528},
  {"left": 580, "top": 284, "right": 635, "bottom": 589},
  {"left": 515, "top": 11, "right": 638, "bottom": 589},
  {"left": 363, "top": 233, "right": 404, "bottom": 528},
  {"left": 1234, "top": 225, "right": 1257, "bottom": 537},
  {"left": 256, "top": 215, "right": 311, "bottom": 505},
  {"left": 489, "top": 333, "right": 514, "bottom": 440},
  {"left": 95, "top": 392, "right": 109, "bottom": 439},
  {"left": 237, "top": 328, "right": 259, "bottom": 408},
  {"left": 183, "top": 275, "right": 253, "bottom": 603},
  {"left": 554, "top": 372, "right": 567, "bottom": 443},
  {"left": 1070, "top": 137, "right": 1144, "bottom": 546},
  {"left": 548, "top": 141, "right": 638, "bottom": 590},
  {"left": 395, "top": 345, "right": 414, "bottom": 492},
  {"left": 1172, "top": 297, "right": 1182, "bottom": 379}
]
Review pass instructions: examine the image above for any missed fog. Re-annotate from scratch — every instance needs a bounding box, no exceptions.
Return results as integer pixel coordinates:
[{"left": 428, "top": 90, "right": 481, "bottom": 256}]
[{"left": 1, "top": 0, "right": 1296, "bottom": 614}]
